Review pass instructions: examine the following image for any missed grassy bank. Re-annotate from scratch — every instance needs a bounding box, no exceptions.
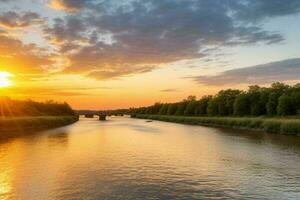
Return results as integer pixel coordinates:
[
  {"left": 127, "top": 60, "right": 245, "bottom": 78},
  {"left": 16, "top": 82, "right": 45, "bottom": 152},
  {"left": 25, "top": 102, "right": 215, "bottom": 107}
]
[
  {"left": 132, "top": 114, "right": 300, "bottom": 136},
  {"left": 0, "top": 116, "right": 79, "bottom": 138}
]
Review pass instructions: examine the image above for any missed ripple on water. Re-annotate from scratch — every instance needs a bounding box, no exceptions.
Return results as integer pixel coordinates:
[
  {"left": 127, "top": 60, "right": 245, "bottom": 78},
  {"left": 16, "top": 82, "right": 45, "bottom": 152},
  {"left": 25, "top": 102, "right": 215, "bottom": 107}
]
[{"left": 0, "top": 117, "right": 299, "bottom": 200}]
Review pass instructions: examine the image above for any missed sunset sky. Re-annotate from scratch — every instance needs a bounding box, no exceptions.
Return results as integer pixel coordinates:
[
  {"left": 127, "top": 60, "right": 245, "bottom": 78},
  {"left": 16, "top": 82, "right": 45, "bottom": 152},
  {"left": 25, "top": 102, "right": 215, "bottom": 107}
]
[{"left": 0, "top": 0, "right": 300, "bottom": 109}]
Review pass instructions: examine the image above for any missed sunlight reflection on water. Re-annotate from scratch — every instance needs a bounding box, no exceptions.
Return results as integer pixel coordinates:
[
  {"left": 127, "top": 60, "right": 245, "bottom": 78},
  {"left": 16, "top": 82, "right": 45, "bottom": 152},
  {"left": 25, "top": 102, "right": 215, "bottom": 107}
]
[{"left": 0, "top": 116, "right": 299, "bottom": 200}]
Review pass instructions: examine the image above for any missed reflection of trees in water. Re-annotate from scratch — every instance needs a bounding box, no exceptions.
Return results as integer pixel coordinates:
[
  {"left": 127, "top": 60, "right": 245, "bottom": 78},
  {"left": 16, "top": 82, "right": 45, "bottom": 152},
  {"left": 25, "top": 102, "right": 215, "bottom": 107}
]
[
  {"left": 47, "top": 132, "right": 69, "bottom": 147},
  {"left": 0, "top": 136, "right": 14, "bottom": 145},
  {"left": 216, "top": 127, "right": 300, "bottom": 150}
]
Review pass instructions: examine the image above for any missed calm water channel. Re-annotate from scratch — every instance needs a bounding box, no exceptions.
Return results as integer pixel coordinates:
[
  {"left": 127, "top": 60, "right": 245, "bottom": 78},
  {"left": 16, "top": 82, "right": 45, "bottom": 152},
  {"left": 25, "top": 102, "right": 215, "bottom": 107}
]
[{"left": 0, "top": 116, "right": 299, "bottom": 200}]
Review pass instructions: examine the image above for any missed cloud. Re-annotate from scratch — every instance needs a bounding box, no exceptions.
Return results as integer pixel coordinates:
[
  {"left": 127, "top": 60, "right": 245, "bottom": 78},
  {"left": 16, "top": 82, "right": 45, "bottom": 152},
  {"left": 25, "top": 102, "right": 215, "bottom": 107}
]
[
  {"left": 191, "top": 58, "right": 300, "bottom": 86},
  {"left": 0, "top": 0, "right": 298, "bottom": 81},
  {"left": 41, "top": 0, "right": 300, "bottom": 80},
  {"left": 0, "top": 0, "right": 16, "bottom": 2},
  {"left": 161, "top": 88, "right": 177, "bottom": 92},
  {"left": 233, "top": 0, "right": 300, "bottom": 22},
  {"left": 0, "top": 34, "right": 54, "bottom": 74},
  {"left": 48, "top": 0, "right": 94, "bottom": 13},
  {"left": 9, "top": 87, "right": 89, "bottom": 96},
  {"left": 44, "top": 17, "right": 87, "bottom": 45},
  {"left": 0, "top": 11, "right": 44, "bottom": 29},
  {"left": 87, "top": 65, "right": 155, "bottom": 80}
]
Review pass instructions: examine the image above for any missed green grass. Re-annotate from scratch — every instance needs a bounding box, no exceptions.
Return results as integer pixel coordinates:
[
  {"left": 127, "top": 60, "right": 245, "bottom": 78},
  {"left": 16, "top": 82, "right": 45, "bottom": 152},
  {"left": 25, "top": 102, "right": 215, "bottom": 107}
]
[
  {"left": 0, "top": 116, "right": 79, "bottom": 138},
  {"left": 132, "top": 114, "right": 300, "bottom": 135}
]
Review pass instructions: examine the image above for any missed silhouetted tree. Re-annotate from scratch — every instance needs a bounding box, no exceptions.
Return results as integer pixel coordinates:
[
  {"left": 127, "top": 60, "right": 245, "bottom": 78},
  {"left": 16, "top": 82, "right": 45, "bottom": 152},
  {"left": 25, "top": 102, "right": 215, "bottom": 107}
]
[
  {"left": 234, "top": 93, "right": 250, "bottom": 116},
  {"left": 159, "top": 104, "right": 169, "bottom": 115},
  {"left": 184, "top": 100, "right": 198, "bottom": 116},
  {"left": 216, "top": 89, "right": 241, "bottom": 116},
  {"left": 267, "top": 92, "right": 278, "bottom": 116},
  {"left": 207, "top": 98, "right": 218, "bottom": 116},
  {"left": 167, "top": 103, "right": 177, "bottom": 115},
  {"left": 194, "top": 96, "right": 212, "bottom": 115},
  {"left": 0, "top": 97, "right": 75, "bottom": 117},
  {"left": 131, "top": 82, "right": 300, "bottom": 118},
  {"left": 175, "top": 101, "right": 188, "bottom": 115},
  {"left": 291, "top": 84, "right": 300, "bottom": 114},
  {"left": 277, "top": 94, "right": 293, "bottom": 116}
]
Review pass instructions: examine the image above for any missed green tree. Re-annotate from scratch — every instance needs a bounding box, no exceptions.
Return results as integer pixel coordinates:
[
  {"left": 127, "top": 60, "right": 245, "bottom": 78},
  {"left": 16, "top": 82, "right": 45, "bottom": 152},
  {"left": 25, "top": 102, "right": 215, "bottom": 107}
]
[
  {"left": 159, "top": 104, "right": 169, "bottom": 115},
  {"left": 184, "top": 100, "right": 198, "bottom": 116},
  {"left": 131, "top": 82, "right": 299, "bottom": 117},
  {"left": 234, "top": 93, "right": 250, "bottom": 116},
  {"left": 207, "top": 98, "right": 218, "bottom": 116},
  {"left": 266, "top": 92, "right": 278, "bottom": 116},
  {"left": 270, "top": 82, "right": 290, "bottom": 94},
  {"left": 146, "top": 103, "right": 162, "bottom": 114},
  {"left": 140, "top": 107, "right": 146, "bottom": 114},
  {"left": 277, "top": 94, "right": 293, "bottom": 116},
  {"left": 185, "top": 95, "right": 196, "bottom": 101},
  {"left": 214, "top": 89, "right": 241, "bottom": 116},
  {"left": 174, "top": 96, "right": 194, "bottom": 115},
  {"left": 167, "top": 103, "right": 177, "bottom": 115},
  {"left": 194, "top": 96, "right": 211, "bottom": 115},
  {"left": 266, "top": 82, "right": 290, "bottom": 116},
  {"left": 247, "top": 85, "right": 262, "bottom": 116},
  {"left": 0, "top": 98, "right": 76, "bottom": 117},
  {"left": 291, "top": 84, "right": 300, "bottom": 114},
  {"left": 257, "top": 88, "right": 269, "bottom": 116},
  {"left": 175, "top": 102, "right": 188, "bottom": 115}
]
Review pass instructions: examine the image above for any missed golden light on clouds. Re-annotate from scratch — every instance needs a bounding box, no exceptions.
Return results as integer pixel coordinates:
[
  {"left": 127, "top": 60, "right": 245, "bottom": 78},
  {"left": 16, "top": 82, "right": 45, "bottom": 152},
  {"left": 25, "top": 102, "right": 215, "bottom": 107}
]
[
  {"left": 0, "top": 0, "right": 299, "bottom": 109},
  {"left": 48, "top": 0, "right": 79, "bottom": 13},
  {"left": 0, "top": 71, "right": 14, "bottom": 87}
]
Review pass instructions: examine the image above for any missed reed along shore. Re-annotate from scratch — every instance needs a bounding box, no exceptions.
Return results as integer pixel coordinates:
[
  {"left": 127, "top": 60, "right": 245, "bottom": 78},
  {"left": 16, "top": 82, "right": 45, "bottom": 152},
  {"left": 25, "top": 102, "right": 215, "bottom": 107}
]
[
  {"left": 0, "top": 115, "right": 79, "bottom": 138},
  {"left": 132, "top": 114, "right": 300, "bottom": 136}
]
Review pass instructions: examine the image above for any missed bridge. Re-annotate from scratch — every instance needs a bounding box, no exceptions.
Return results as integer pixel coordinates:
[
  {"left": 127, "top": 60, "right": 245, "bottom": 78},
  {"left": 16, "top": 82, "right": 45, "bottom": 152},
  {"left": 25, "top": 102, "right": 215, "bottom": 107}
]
[
  {"left": 77, "top": 110, "right": 107, "bottom": 121},
  {"left": 77, "top": 110, "right": 128, "bottom": 121}
]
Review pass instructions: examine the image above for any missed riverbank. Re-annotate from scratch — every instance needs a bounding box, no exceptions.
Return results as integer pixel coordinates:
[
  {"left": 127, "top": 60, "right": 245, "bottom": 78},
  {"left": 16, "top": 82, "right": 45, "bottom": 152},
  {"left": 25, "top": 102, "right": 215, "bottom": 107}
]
[
  {"left": 0, "top": 116, "right": 79, "bottom": 138},
  {"left": 132, "top": 114, "right": 300, "bottom": 135}
]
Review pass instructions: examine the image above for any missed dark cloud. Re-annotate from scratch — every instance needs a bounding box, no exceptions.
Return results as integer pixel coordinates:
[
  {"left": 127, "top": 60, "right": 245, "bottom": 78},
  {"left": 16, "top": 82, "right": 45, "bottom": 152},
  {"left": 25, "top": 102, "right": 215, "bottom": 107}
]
[
  {"left": 87, "top": 65, "right": 155, "bottom": 80},
  {"left": 161, "top": 88, "right": 177, "bottom": 92},
  {"left": 233, "top": 0, "right": 300, "bottom": 22},
  {"left": 0, "top": 11, "right": 43, "bottom": 29},
  {"left": 49, "top": 0, "right": 96, "bottom": 12},
  {"left": 44, "top": 17, "right": 87, "bottom": 45},
  {"left": 42, "top": 0, "right": 300, "bottom": 79},
  {"left": 0, "top": 0, "right": 16, "bottom": 2},
  {"left": 191, "top": 58, "right": 300, "bottom": 86}
]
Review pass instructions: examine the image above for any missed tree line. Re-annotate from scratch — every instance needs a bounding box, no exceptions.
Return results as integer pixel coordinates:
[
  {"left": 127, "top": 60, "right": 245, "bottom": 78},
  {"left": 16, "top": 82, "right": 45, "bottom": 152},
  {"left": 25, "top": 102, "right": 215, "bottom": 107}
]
[
  {"left": 0, "top": 97, "right": 75, "bottom": 117},
  {"left": 131, "top": 82, "right": 300, "bottom": 117}
]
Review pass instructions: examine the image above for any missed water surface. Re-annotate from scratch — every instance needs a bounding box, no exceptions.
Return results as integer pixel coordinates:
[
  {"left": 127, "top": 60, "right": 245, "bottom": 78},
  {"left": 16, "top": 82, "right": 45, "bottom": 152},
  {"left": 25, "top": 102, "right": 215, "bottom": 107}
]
[{"left": 0, "top": 117, "right": 299, "bottom": 200}]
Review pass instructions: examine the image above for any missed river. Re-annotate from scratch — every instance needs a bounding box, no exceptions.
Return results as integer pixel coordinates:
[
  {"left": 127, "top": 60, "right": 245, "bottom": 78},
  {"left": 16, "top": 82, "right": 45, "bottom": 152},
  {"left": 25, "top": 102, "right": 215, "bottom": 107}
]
[{"left": 0, "top": 116, "right": 299, "bottom": 200}]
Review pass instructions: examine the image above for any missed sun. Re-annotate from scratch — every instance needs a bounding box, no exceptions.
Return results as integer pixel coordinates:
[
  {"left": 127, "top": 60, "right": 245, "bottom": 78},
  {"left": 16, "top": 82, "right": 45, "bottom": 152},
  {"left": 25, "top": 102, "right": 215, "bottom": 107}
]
[{"left": 0, "top": 71, "right": 14, "bottom": 88}]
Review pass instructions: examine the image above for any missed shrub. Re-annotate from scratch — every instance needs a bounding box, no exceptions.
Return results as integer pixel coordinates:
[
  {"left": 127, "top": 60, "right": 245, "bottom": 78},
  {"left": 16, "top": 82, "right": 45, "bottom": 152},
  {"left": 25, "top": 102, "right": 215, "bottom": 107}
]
[
  {"left": 280, "top": 121, "right": 300, "bottom": 135},
  {"left": 263, "top": 120, "right": 282, "bottom": 133},
  {"left": 134, "top": 114, "right": 300, "bottom": 135}
]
